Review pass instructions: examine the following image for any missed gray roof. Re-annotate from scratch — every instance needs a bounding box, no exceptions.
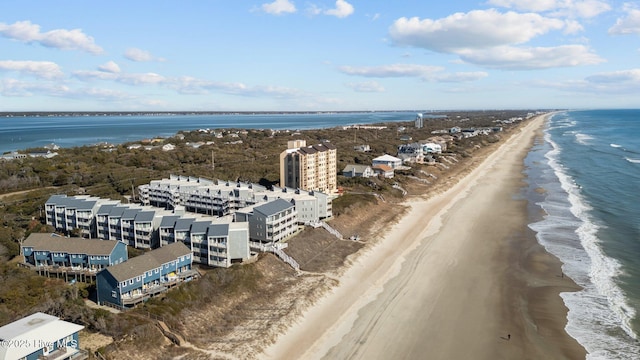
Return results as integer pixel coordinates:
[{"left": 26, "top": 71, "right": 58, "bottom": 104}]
[
  {"left": 134, "top": 211, "right": 155, "bottom": 223},
  {"left": 109, "top": 206, "right": 127, "bottom": 218},
  {"left": 207, "top": 224, "right": 229, "bottom": 238},
  {"left": 159, "top": 215, "right": 180, "bottom": 228},
  {"left": 174, "top": 218, "right": 195, "bottom": 231},
  {"left": 97, "top": 204, "right": 117, "bottom": 215},
  {"left": 102, "top": 242, "right": 191, "bottom": 282},
  {"left": 343, "top": 164, "right": 371, "bottom": 173},
  {"left": 190, "top": 221, "right": 210, "bottom": 234},
  {"left": 254, "top": 198, "right": 294, "bottom": 216},
  {"left": 122, "top": 208, "right": 140, "bottom": 220},
  {"left": 23, "top": 233, "right": 120, "bottom": 256},
  {"left": 45, "top": 195, "right": 97, "bottom": 211}
]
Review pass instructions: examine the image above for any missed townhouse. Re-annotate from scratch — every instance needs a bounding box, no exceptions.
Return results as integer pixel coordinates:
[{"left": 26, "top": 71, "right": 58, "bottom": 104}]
[
  {"left": 45, "top": 195, "right": 118, "bottom": 238},
  {"left": 0, "top": 312, "right": 86, "bottom": 360},
  {"left": 96, "top": 242, "right": 196, "bottom": 308},
  {"left": 235, "top": 198, "right": 298, "bottom": 245},
  {"left": 21, "top": 233, "right": 127, "bottom": 273}
]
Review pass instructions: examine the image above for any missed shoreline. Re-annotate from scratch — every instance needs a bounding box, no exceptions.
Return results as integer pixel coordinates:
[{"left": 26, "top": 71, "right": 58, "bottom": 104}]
[{"left": 261, "top": 113, "right": 586, "bottom": 359}]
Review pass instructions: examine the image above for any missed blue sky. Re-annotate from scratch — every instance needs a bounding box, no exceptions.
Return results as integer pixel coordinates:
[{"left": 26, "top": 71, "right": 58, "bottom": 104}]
[{"left": 0, "top": 0, "right": 639, "bottom": 111}]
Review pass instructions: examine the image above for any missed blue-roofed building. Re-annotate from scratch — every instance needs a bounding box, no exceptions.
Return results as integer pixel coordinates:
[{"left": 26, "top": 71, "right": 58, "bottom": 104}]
[
  {"left": 0, "top": 312, "right": 86, "bottom": 360},
  {"left": 21, "top": 233, "right": 127, "bottom": 281},
  {"left": 45, "top": 195, "right": 118, "bottom": 238},
  {"left": 96, "top": 242, "right": 197, "bottom": 308},
  {"left": 206, "top": 223, "right": 250, "bottom": 267},
  {"left": 235, "top": 198, "right": 298, "bottom": 244},
  {"left": 158, "top": 215, "right": 180, "bottom": 246}
]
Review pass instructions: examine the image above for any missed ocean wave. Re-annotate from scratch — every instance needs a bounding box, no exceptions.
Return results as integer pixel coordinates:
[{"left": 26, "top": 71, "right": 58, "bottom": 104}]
[
  {"left": 625, "top": 157, "right": 640, "bottom": 164},
  {"left": 575, "top": 133, "right": 595, "bottom": 145},
  {"left": 611, "top": 143, "right": 622, "bottom": 148},
  {"left": 535, "top": 131, "right": 640, "bottom": 358}
]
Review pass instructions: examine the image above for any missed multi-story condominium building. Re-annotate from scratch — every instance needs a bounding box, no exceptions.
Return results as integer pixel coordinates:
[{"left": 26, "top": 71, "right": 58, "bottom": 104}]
[
  {"left": 94, "top": 203, "right": 166, "bottom": 249},
  {"left": 235, "top": 198, "right": 298, "bottom": 245},
  {"left": 158, "top": 215, "right": 250, "bottom": 268},
  {"left": 96, "top": 242, "right": 196, "bottom": 308},
  {"left": 279, "top": 140, "right": 337, "bottom": 193},
  {"left": 0, "top": 312, "right": 86, "bottom": 360},
  {"left": 22, "top": 233, "right": 127, "bottom": 272},
  {"left": 138, "top": 175, "right": 333, "bottom": 222},
  {"left": 45, "top": 194, "right": 118, "bottom": 238},
  {"left": 138, "top": 176, "right": 267, "bottom": 216}
]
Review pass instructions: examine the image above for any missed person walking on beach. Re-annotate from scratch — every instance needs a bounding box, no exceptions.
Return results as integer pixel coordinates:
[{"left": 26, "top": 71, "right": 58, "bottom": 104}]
[{"left": 507, "top": 334, "right": 511, "bottom": 340}]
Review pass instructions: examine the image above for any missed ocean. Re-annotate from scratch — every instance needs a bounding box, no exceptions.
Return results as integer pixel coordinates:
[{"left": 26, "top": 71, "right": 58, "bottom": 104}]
[
  {"left": 524, "top": 110, "right": 640, "bottom": 358},
  {"left": 0, "top": 111, "right": 422, "bottom": 154}
]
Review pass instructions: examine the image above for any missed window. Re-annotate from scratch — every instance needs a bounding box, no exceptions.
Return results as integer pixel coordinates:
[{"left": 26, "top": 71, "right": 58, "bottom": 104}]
[
  {"left": 111, "top": 290, "right": 117, "bottom": 298},
  {"left": 129, "top": 279, "right": 134, "bottom": 285},
  {"left": 154, "top": 268, "right": 159, "bottom": 274},
  {"left": 136, "top": 276, "right": 141, "bottom": 281}
]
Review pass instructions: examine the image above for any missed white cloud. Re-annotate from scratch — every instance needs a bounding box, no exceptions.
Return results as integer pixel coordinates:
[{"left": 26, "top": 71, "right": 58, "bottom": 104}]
[
  {"left": 389, "top": 10, "right": 565, "bottom": 53},
  {"left": 98, "top": 61, "right": 121, "bottom": 73},
  {"left": 0, "top": 60, "right": 64, "bottom": 79},
  {"left": 488, "top": 0, "right": 559, "bottom": 12},
  {"left": 609, "top": 5, "right": 640, "bottom": 35},
  {"left": 459, "top": 45, "right": 604, "bottom": 69},
  {"left": 74, "top": 69, "right": 166, "bottom": 85},
  {"left": 586, "top": 69, "right": 640, "bottom": 83},
  {"left": 0, "top": 78, "right": 69, "bottom": 96},
  {"left": 338, "top": 63, "right": 488, "bottom": 83},
  {"left": 262, "top": 0, "right": 296, "bottom": 15},
  {"left": 339, "top": 64, "right": 443, "bottom": 77},
  {"left": 124, "top": 48, "right": 165, "bottom": 62},
  {"left": 433, "top": 72, "right": 489, "bottom": 82},
  {"left": 488, "top": 0, "right": 611, "bottom": 18},
  {"left": 345, "top": 81, "right": 385, "bottom": 92},
  {"left": 0, "top": 20, "right": 103, "bottom": 54},
  {"left": 325, "top": 0, "right": 354, "bottom": 18}
]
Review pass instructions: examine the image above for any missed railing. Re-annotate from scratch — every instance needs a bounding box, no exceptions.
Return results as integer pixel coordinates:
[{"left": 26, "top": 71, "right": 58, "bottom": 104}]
[
  {"left": 253, "top": 243, "right": 299, "bottom": 271},
  {"left": 320, "top": 222, "right": 343, "bottom": 240}
]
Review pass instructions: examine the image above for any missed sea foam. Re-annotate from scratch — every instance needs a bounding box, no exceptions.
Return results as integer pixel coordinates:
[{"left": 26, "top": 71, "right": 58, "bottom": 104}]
[{"left": 528, "top": 118, "right": 640, "bottom": 359}]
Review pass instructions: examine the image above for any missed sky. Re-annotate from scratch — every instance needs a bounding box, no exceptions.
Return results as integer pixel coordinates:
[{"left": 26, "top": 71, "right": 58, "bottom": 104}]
[{"left": 0, "top": 0, "right": 639, "bottom": 112}]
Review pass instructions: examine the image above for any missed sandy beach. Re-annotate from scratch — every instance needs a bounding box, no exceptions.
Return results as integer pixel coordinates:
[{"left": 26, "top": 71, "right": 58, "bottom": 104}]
[{"left": 261, "top": 113, "right": 587, "bottom": 360}]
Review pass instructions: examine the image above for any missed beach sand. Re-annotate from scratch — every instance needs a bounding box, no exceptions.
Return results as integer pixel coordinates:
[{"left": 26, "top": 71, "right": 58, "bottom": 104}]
[{"left": 261, "top": 113, "right": 587, "bottom": 360}]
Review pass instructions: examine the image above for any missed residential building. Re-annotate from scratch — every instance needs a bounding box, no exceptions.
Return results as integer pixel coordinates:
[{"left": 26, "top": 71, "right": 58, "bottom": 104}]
[
  {"left": 22, "top": 233, "right": 127, "bottom": 273},
  {"left": 0, "top": 312, "right": 86, "bottom": 360},
  {"left": 279, "top": 140, "right": 337, "bottom": 193},
  {"left": 342, "top": 164, "right": 374, "bottom": 178},
  {"left": 205, "top": 223, "right": 250, "bottom": 267},
  {"left": 96, "top": 242, "right": 196, "bottom": 308},
  {"left": 235, "top": 198, "right": 298, "bottom": 245},
  {"left": 138, "top": 175, "right": 332, "bottom": 221},
  {"left": 372, "top": 154, "right": 403, "bottom": 169},
  {"left": 373, "top": 165, "right": 395, "bottom": 178},
  {"left": 45, "top": 195, "right": 118, "bottom": 238}
]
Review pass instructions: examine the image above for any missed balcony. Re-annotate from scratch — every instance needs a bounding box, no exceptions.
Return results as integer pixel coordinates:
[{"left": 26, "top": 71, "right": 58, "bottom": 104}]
[{"left": 38, "top": 347, "right": 88, "bottom": 360}]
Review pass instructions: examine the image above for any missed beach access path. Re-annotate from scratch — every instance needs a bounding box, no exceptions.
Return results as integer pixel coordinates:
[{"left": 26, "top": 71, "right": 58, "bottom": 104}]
[{"left": 261, "top": 114, "right": 586, "bottom": 360}]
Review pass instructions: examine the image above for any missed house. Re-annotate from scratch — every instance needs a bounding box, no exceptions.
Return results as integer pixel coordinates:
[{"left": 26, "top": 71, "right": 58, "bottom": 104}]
[
  {"left": 96, "top": 242, "right": 196, "bottom": 308},
  {"left": 22, "top": 233, "right": 127, "bottom": 274},
  {"left": 372, "top": 154, "right": 403, "bottom": 169},
  {"left": 235, "top": 198, "right": 298, "bottom": 245},
  {"left": 353, "top": 144, "right": 371, "bottom": 152},
  {"left": 205, "top": 223, "right": 250, "bottom": 267},
  {"left": 0, "top": 312, "right": 86, "bottom": 360},
  {"left": 373, "top": 165, "right": 395, "bottom": 178},
  {"left": 342, "top": 164, "right": 374, "bottom": 178}
]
